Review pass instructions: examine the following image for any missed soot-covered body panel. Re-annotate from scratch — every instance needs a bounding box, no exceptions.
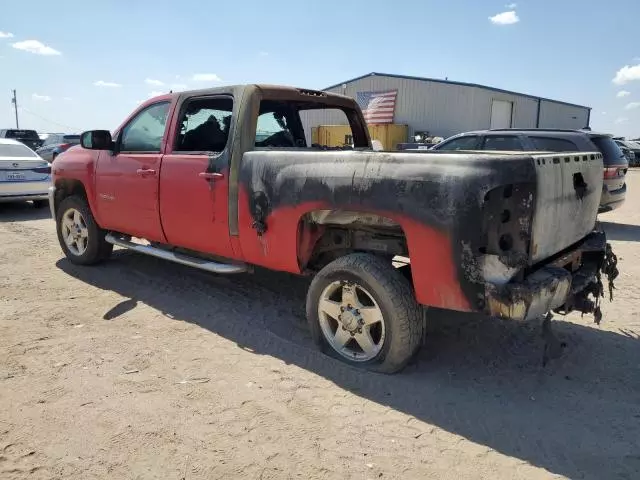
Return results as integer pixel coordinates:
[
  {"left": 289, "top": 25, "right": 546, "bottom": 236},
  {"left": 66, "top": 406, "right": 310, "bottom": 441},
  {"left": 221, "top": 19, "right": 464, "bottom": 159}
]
[{"left": 237, "top": 149, "right": 539, "bottom": 312}]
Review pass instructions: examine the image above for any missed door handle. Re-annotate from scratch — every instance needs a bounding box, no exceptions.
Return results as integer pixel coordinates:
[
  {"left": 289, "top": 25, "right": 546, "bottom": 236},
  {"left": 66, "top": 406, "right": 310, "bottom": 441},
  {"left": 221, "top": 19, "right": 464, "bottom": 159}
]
[
  {"left": 198, "top": 172, "right": 224, "bottom": 180},
  {"left": 136, "top": 168, "right": 156, "bottom": 177}
]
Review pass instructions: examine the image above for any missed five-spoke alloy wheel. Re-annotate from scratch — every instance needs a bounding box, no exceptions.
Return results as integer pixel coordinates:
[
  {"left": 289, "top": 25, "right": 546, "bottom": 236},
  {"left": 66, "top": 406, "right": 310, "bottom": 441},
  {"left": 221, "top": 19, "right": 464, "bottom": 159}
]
[
  {"left": 307, "top": 253, "right": 423, "bottom": 374},
  {"left": 56, "top": 195, "right": 112, "bottom": 265}
]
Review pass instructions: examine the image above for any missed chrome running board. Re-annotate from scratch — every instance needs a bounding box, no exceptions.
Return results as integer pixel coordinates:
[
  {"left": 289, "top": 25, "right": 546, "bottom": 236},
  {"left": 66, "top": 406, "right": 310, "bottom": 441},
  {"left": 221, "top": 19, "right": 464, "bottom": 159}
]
[{"left": 105, "top": 234, "right": 248, "bottom": 274}]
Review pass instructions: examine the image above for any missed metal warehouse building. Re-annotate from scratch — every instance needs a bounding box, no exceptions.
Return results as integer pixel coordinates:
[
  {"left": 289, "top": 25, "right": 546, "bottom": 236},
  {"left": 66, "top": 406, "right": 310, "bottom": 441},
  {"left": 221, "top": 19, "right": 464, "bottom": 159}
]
[{"left": 301, "top": 72, "right": 591, "bottom": 149}]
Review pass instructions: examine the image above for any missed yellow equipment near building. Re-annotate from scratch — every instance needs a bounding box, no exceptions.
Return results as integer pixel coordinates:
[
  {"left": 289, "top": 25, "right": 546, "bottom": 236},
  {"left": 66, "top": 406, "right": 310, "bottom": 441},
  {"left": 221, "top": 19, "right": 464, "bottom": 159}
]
[{"left": 311, "top": 124, "right": 408, "bottom": 151}]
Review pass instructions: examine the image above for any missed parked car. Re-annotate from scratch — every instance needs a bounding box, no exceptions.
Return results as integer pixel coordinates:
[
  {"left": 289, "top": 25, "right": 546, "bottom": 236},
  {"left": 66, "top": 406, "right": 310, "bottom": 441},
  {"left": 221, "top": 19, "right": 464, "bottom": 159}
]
[
  {"left": 614, "top": 139, "right": 640, "bottom": 167},
  {"left": 0, "top": 139, "right": 51, "bottom": 207},
  {"left": 431, "top": 129, "right": 628, "bottom": 213},
  {"left": 0, "top": 129, "right": 43, "bottom": 151},
  {"left": 49, "top": 85, "right": 617, "bottom": 373},
  {"left": 616, "top": 143, "right": 635, "bottom": 164},
  {"left": 36, "top": 133, "right": 81, "bottom": 162}
]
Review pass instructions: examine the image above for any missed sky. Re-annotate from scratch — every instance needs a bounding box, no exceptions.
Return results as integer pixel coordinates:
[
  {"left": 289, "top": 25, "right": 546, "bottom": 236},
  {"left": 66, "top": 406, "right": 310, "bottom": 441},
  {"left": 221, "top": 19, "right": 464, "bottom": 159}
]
[{"left": 1, "top": 0, "right": 639, "bottom": 138}]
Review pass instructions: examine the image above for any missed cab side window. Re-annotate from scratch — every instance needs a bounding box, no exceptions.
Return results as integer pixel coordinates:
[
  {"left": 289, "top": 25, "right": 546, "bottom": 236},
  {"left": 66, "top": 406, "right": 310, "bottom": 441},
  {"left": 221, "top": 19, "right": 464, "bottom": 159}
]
[
  {"left": 174, "top": 97, "right": 233, "bottom": 153},
  {"left": 120, "top": 102, "right": 170, "bottom": 153}
]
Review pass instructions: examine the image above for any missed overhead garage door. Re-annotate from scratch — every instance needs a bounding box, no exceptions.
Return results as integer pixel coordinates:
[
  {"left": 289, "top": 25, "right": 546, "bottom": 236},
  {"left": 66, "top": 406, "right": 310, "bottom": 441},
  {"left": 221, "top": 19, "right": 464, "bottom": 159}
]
[{"left": 490, "top": 100, "right": 513, "bottom": 129}]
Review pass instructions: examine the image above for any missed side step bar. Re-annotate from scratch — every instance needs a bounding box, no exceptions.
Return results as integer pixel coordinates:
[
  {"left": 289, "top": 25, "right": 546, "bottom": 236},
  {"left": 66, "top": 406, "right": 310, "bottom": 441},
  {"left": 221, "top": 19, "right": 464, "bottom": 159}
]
[{"left": 105, "top": 234, "right": 248, "bottom": 274}]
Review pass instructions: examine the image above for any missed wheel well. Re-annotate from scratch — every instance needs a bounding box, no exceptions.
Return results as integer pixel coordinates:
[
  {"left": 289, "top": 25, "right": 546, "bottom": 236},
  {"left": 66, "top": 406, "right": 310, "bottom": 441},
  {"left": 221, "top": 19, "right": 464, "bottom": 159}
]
[
  {"left": 298, "top": 210, "right": 410, "bottom": 273},
  {"left": 54, "top": 179, "right": 88, "bottom": 214}
]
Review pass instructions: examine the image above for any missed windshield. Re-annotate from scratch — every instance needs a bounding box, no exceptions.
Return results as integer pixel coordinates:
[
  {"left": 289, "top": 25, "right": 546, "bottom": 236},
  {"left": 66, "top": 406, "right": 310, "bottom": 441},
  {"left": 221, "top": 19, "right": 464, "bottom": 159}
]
[
  {"left": 4, "top": 130, "right": 40, "bottom": 140},
  {"left": 0, "top": 143, "right": 39, "bottom": 158},
  {"left": 62, "top": 135, "right": 81, "bottom": 143},
  {"left": 590, "top": 136, "right": 627, "bottom": 166}
]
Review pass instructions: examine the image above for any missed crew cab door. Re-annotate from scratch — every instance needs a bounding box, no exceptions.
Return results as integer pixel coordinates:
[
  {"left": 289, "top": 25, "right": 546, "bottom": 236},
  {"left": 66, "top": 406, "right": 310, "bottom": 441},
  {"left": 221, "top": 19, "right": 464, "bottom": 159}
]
[
  {"left": 158, "top": 95, "right": 234, "bottom": 258},
  {"left": 95, "top": 101, "right": 171, "bottom": 242}
]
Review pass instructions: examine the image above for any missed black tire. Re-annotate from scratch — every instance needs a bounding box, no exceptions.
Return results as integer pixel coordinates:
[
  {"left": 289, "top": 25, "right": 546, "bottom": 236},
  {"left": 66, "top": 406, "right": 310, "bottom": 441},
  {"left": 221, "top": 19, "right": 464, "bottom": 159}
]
[
  {"left": 56, "top": 195, "right": 113, "bottom": 265},
  {"left": 306, "top": 253, "right": 423, "bottom": 374},
  {"left": 33, "top": 199, "right": 48, "bottom": 208}
]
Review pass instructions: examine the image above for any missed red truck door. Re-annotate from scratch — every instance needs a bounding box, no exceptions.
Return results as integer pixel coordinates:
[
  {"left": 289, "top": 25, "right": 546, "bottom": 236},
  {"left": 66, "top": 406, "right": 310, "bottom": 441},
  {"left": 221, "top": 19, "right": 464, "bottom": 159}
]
[
  {"left": 95, "top": 101, "right": 171, "bottom": 242},
  {"left": 158, "top": 95, "right": 235, "bottom": 258}
]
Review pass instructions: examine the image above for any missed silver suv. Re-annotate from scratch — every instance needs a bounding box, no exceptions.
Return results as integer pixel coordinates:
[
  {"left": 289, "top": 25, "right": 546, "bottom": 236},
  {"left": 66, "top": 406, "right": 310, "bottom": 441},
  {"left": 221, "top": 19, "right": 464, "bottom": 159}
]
[{"left": 432, "top": 129, "right": 628, "bottom": 213}]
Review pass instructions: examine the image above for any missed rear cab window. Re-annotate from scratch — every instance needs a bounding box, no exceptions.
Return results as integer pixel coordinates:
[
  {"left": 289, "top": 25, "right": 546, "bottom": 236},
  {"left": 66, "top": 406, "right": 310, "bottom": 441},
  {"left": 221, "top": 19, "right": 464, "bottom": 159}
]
[
  {"left": 267, "top": 100, "right": 367, "bottom": 149},
  {"left": 529, "top": 136, "right": 579, "bottom": 152},
  {"left": 589, "top": 135, "right": 627, "bottom": 166},
  {"left": 0, "top": 143, "right": 39, "bottom": 157},
  {"left": 3, "top": 130, "right": 40, "bottom": 140}
]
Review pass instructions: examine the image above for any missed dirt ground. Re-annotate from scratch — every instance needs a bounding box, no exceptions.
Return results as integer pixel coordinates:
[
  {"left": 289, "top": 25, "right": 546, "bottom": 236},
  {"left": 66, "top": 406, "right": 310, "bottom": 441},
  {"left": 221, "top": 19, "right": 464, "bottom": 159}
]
[{"left": 1, "top": 173, "right": 639, "bottom": 480}]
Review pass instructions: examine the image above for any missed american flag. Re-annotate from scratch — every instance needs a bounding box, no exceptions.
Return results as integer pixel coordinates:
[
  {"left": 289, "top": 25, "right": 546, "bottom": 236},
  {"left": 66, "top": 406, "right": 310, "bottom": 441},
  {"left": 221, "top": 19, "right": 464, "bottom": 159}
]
[{"left": 356, "top": 90, "right": 398, "bottom": 124}]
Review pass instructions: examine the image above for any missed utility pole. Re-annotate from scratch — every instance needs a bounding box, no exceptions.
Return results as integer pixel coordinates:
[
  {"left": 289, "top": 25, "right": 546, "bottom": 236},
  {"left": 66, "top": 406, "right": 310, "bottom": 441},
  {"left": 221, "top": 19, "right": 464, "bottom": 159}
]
[{"left": 11, "top": 90, "right": 19, "bottom": 129}]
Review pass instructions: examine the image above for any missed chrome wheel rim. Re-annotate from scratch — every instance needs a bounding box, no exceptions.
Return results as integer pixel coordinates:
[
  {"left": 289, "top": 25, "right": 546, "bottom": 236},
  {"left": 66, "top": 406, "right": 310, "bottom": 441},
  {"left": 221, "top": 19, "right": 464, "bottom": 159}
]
[
  {"left": 317, "top": 281, "right": 386, "bottom": 362},
  {"left": 61, "top": 208, "right": 89, "bottom": 256}
]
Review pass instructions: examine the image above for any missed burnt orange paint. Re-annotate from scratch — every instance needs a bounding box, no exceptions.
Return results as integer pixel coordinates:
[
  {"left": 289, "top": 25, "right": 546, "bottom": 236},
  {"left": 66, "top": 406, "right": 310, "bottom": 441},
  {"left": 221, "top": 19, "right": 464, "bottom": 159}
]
[{"left": 236, "top": 186, "right": 472, "bottom": 312}]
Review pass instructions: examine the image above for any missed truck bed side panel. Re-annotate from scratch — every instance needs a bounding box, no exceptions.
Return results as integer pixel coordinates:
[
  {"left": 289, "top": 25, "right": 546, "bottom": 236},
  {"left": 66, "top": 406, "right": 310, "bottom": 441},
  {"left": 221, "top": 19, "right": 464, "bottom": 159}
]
[{"left": 236, "top": 150, "right": 538, "bottom": 311}]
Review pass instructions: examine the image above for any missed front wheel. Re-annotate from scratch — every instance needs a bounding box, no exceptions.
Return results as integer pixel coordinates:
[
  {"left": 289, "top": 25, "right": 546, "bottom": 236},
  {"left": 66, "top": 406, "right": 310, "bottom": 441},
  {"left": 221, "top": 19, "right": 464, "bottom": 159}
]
[
  {"left": 56, "top": 195, "right": 113, "bottom": 265},
  {"left": 306, "top": 253, "right": 423, "bottom": 374}
]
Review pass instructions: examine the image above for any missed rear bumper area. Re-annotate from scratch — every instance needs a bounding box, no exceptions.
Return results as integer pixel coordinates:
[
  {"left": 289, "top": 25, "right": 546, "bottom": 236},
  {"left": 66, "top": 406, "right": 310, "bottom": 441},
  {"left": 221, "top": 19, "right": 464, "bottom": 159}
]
[
  {"left": 599, "top": 182, "right": 626, "bottom": 213},
  {"left": 484, "top": 231, "right": 615, "bottom": 321}
]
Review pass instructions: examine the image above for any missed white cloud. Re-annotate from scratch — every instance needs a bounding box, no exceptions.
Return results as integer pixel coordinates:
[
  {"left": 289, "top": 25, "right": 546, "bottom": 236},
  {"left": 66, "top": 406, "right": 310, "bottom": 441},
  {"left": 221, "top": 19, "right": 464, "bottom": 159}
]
[
  {"left": 615, "top": 117, "right": 628, "bottom": 124},
  {"left": 145, "top": 78, "right": 164, "bottom": 86},
  {"left": 94, "top": 80, "right": 121, "bottom": 87},
  {"left": 148, "top": 91, "right": 164, "bottom": 97},
  {"left": 489, "top": 11, "right": 519, "bottom": 25},
  {"left": 170, "top": 83, "right": 188, "bottom": 91},
  {"left": 192, "top": 73, "right": 222, "bottom": 82},
  {"left": 617, "top": 90, "right": 631, "bottom": 98},
  {"left": 613, "top": 64, "right": 640, "bottom": 85},
  {"left": 259, "top": 51, "right": 269, "bottom": 56},
  {"left": 624, "top": 101, "right": 640, "bottom": 110},
  {"left": 505, "top": 3, "right": 517, "bottom": 8},
  {"left": 11, "top": 39, "right": 61, "bottom": 55},
  {"left": 32, "top": 93, "right": 51, "bottom": 102},
  {"left": 63, "top": 97, "right": 72, "bottom": 101},
  {"left": 0, "top": 31, "right": 14, "bottom": 38}
]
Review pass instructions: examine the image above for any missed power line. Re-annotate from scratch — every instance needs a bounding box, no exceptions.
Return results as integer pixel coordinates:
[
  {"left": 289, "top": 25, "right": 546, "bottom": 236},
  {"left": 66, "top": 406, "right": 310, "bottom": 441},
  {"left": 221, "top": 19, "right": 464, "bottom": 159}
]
[{"left": 18, "top": 106, "right": 80, "bottom": 132}]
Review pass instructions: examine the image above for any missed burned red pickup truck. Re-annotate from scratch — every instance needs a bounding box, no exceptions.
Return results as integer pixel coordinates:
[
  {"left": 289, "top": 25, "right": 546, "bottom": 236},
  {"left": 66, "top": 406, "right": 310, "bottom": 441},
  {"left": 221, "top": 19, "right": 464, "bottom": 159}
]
[{"left": 49, "top": 84, "right": 618, "bottom": 373}]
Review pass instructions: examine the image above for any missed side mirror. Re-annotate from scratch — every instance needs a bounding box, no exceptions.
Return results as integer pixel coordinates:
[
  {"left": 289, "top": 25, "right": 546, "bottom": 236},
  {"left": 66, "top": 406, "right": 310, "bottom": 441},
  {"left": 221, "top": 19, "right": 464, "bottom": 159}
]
[{"left": 80, "top": 130, "right": 113, "bottom": 150}]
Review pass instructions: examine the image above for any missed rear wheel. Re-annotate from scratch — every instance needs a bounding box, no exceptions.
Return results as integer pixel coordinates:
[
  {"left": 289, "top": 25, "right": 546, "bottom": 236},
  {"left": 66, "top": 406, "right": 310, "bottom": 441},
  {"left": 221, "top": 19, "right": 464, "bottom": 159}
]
[
  {"left": 56, "top": 195, "right": 112, "bottom": 265},
  {"left": 306, "top": 253, "right": 423, "bottom": 374}
]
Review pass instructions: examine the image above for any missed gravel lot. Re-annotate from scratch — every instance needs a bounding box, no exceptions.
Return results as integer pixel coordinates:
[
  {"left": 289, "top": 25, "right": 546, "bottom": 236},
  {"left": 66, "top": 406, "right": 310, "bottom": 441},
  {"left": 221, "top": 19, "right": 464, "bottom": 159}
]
[{"left": 1, "top": 172, "right": 639, "bottom": 480}]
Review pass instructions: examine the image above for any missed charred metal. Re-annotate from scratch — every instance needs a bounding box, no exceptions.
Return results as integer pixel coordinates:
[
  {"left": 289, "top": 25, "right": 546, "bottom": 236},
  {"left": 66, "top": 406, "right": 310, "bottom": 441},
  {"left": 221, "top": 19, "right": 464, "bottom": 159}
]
[{"left": 485, "top": 231, "right": 618, "bottom": 323}]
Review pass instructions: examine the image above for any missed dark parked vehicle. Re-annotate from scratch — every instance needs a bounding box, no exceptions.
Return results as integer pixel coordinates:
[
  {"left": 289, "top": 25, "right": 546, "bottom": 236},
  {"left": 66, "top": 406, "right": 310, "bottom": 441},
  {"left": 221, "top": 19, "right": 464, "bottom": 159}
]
[
  {"left": 35, "top": 133, "right": 81, "bottom": 162},
  {"left": 614, "top": 139, "right": 640, "bottom": 167},
  {"left": 0, "top": 129, "right": 43, "bottom": 151},
  {"left": 431, "top": 129, "right": 628, "bottom": 213}
]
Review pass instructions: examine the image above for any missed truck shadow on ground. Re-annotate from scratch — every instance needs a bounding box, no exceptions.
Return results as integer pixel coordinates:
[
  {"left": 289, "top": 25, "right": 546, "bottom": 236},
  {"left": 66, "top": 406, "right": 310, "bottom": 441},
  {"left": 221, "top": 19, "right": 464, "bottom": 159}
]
[
  {"left": 0, "top": 202, "right": 51, "bottom": 222},
  {"left": 601, "top": 221, "right": 640, "bottom": 242},
  {"left": 57, "top": 251, "right": 640, "bottom": 480}
]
